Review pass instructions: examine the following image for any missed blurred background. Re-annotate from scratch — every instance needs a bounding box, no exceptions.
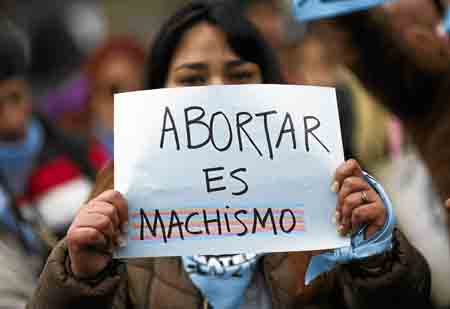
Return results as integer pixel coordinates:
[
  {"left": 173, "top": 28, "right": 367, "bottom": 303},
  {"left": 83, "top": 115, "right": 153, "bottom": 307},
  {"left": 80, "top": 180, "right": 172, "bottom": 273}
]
[
  {"left": 0, "top": 0, "right": 396, "bottom": 173},
  {"left": 1, "top": 0, "right": 184, "bottom": 95},
  {"left": 0, "top": 0, "right": 408, "bottom": 254}
]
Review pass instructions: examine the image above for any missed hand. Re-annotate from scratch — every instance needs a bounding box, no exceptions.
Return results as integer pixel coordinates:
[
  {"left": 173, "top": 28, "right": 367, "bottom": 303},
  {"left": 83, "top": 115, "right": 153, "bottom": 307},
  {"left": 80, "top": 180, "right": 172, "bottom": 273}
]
[
  {"left": 332, "top": 159, "right": 387, "bottom": 239},
  {"left": 67, "top": 190, "right": 128, "bottom": 279}
]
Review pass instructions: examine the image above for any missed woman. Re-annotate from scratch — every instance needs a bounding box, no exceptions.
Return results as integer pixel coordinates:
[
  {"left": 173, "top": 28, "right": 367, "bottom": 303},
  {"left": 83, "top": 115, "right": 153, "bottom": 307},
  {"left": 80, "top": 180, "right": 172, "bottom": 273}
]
[
  {"left": 86, "top": 36, "right": 146, "bottom": 158},
  {"left": 27, "top": 1, "right": 431, "bottom": 308}
]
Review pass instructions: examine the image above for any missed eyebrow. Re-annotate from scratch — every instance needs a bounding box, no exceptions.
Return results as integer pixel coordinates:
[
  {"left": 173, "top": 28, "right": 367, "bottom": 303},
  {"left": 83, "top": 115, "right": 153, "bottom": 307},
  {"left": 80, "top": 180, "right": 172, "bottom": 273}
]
[
  {"left": 174, "top": 59, "right": 252, "bottom": 72},
  {"left": 225, "top": 59, "right": 251, "bottom": 69},
  {"left": 174, "top": 63, "right": 208, "bottom": 72}
]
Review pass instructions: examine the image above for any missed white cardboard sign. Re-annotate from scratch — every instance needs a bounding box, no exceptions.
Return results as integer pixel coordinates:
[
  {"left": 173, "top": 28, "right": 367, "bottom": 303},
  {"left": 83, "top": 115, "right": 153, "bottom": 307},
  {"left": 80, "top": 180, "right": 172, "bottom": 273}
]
[{"left": 114, "top": 85, "right": 349, "bottom": 258}]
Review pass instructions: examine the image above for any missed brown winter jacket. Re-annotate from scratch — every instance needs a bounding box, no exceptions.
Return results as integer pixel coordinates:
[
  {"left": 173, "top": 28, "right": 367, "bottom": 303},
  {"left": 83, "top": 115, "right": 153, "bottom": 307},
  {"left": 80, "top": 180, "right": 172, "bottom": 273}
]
[
  {"left": 27, "top": 163, "right": 431, "bottom": 309},
  {"left": 27, "top": 166, "right": 431, "bottom": 309},
  {"left": 27, "top": 228, "right": 431, "bottom": 309}
]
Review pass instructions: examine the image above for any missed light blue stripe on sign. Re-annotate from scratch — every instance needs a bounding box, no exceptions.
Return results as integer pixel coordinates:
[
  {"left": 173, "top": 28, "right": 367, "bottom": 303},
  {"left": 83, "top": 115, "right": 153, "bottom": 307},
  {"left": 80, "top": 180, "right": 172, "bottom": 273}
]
[{"left": 292, "top": 0, "right": 398, "bottom": 22}]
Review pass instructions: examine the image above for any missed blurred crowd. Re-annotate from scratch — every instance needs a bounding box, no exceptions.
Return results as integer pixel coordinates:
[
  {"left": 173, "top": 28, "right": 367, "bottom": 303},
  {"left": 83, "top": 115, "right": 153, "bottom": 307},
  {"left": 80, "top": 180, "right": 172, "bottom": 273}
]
[{"left": 1, "top": 0, "right": 450, "bottom": 308}]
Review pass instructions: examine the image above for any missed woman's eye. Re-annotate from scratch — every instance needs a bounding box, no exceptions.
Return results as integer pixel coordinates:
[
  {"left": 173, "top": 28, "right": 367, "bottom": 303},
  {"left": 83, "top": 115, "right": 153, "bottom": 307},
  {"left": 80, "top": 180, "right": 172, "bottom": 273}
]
[
  {"left": 178, "top": 75, "right": 207, "bottom": 86},
  {"left": 229, "top": 71, "right": 254, "bottom": 82}
]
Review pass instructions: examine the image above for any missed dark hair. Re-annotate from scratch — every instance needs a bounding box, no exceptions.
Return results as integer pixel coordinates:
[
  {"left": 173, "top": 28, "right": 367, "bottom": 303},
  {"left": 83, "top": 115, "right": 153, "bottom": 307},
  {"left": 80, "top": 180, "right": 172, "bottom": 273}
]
[
  {"left": 235, "top": 0, "right": 281, "bottom": 12},
  {"left": 0, "top": 19, "right": 30, "bottom": 81},
  {"left": 85, "top": 35, "right": 146, "bottom": 83},
  {"left": 146, "top": 0, "right": 284, "bottom": 89}
]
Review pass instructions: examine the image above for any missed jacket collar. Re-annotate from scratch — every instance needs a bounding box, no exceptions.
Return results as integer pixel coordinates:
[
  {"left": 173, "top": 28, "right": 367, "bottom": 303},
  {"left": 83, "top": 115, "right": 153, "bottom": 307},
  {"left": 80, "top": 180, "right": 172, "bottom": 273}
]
[{"left": 263, "top": 252, "right": 310, "bottom": 307}]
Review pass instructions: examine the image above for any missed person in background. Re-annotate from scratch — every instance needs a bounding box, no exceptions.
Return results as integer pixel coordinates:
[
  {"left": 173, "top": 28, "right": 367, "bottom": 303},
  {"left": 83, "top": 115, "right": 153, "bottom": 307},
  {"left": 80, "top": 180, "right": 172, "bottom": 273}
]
[
  {"left": 0, "top": 19, "right": 107, "bottom": 242},
  {"left": 281, "top": 27, "right": 393, "bottom": 174},
  {"left": 241, "top": 0, "right": 360, "bottom": 162},
  {"left": 302, "top": 0, "right": 450, "bottom": 307},
  {"left": 241, "top": 0, "right": 393, "bottom": 175},
  {"left": 28, "top": 1, "right": 430, "bottom": 308},
  {"left": 37, "top": 74, "right": 91, "bottom": 138},
  {"left": 85, "top": 36, "right": 146, "bottom": 158},
  {"left": 0, "top": 18, "right": 44, "bottom": 308}
]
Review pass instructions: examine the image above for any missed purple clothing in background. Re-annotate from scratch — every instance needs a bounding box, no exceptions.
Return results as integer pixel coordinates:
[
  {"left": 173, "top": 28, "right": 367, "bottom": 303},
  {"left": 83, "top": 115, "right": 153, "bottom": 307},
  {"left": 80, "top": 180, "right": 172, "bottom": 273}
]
[{"left": 39, "top": 74, "right": 89, "bottom": 120}]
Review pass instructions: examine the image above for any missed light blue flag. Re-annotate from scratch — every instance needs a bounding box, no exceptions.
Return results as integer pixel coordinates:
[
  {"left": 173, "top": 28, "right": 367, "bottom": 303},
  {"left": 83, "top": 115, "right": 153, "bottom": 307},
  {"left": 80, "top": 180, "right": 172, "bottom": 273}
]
[{"left": 292, "top": 0, "right": 398, "bottom": 22}]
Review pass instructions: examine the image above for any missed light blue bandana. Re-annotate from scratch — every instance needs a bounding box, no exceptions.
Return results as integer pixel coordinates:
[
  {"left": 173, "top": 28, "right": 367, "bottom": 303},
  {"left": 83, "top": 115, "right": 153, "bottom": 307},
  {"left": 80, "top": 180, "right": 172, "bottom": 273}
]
[
  {"left": 292, "top": 0, "right": 398, "bottom": 22},
  {"left": 0, "top": 119, "right": 44, "bottom": 195},
  {"left": 0, "top": 186, "right": 41, "bottom": 253},
  {"left": 182, "top": 254, "right": 260, "bottom": 309},
  {"left": 305, "top": 173, "right": 396, "bottom": 284},
  {"left": 0, "top": 120, "right": 44, "bottom": 253},
  {"left": 182, "top": 174, "right": 395, "bottom": 299},
  {"left": 93, "top": 124, "right": 113, "bottom": 159}
]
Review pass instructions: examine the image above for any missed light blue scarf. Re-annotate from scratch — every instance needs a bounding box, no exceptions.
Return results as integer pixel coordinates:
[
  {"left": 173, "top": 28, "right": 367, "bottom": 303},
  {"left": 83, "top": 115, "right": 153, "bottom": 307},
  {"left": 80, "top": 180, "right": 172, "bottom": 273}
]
[
  {"left": 0, "top": 119, "right": 44, "bottom": 195},
  {"left": 182, "top": 254, "right": 260, "bottom": 308},
  {"left": 0, "top": 186, "right": 42, "bottom": 253},
  {"left": 182, "top": 175, "right": 395, "bottom": 306},
  {"left": 306, "top": 173, "right": 396, "bottom": 283},
  {"left": 0, "top": 119, "right": 44, "bottom": 253},
  {"left": 93, "top": 124, "right": 113, "bottom": 159}
]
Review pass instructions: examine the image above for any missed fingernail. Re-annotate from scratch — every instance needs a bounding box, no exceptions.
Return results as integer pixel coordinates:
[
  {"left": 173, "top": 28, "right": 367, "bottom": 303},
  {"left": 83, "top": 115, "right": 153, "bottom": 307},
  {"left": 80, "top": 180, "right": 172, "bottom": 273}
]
[
  {"left": 331, "top": 181, "right": 339, "bottom": 193},
  {"left": 118, "top": 235, "right": 127, "bottom": 247},
  {"left": 335, "top": 211, "right": 341, "bottom": 224},
  {"left": 342, "top": 217, "right": 348, "bottom": 226},
  {"left": 337, "top": 225, "right": 345, "bottom": 234},
  {"left": 121, "top": 222, "right": 129, "bottom": 234}
]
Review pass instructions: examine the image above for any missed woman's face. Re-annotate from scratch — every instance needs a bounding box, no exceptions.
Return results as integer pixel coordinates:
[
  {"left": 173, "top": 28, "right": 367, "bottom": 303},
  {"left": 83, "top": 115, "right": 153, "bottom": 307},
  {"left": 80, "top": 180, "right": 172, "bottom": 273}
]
[
  {"left": 0, "top": 79, "right": 32, "bottom": 142},
  {"left": 382, "top": 0, "right": 450, "bottom": 71},
  {"left": 91, "top": 53, "right": 143, "bottom": 130},
  {"left": 166, "top": 22, "right": 263, "bottom": 87}
]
